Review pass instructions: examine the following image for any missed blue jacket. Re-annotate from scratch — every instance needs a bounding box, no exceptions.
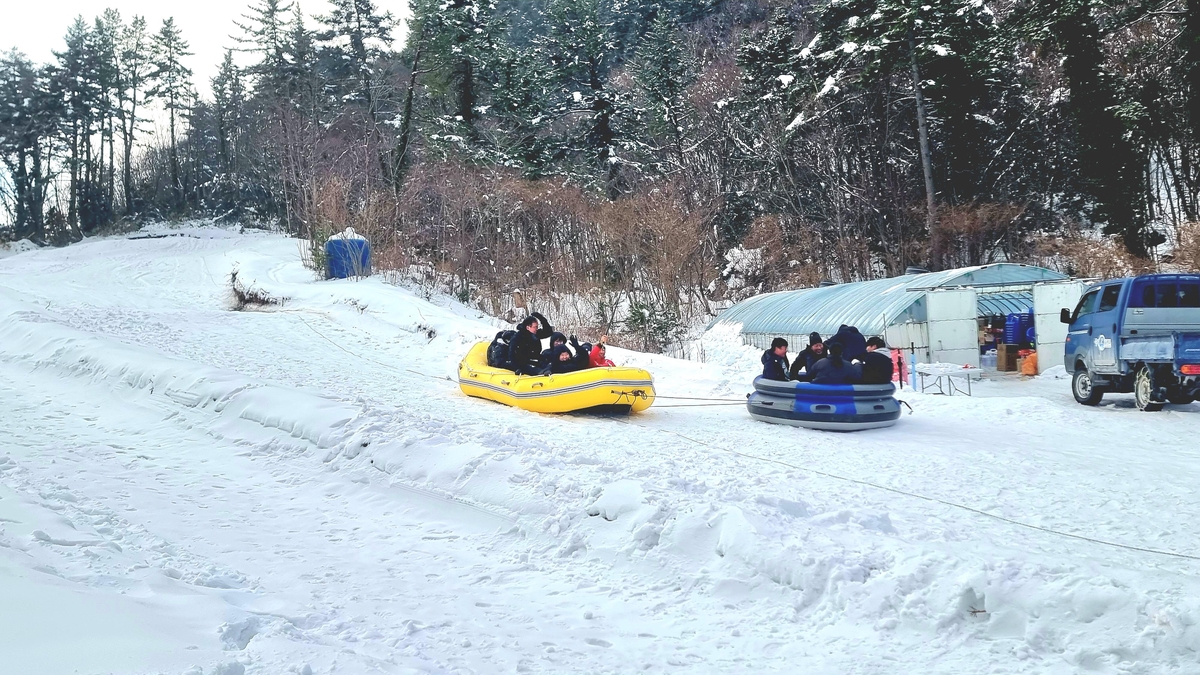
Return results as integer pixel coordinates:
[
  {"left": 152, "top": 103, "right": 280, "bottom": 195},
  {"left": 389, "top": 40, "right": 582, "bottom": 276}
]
[
  {"left": 826, "top": 325, "right": 867, "bottom": 362},
  {"left": 761, "top": 350, "right": 790, "bottom": 381},
  {"left": 809, "top": 357, "right": 862, "bottom": 385}
]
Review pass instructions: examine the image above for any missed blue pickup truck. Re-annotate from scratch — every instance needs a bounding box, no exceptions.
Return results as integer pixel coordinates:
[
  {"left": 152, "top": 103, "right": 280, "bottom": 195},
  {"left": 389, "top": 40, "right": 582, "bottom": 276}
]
[{"left": 1061, "top": 274, "right": 1200, "bottom": 410}]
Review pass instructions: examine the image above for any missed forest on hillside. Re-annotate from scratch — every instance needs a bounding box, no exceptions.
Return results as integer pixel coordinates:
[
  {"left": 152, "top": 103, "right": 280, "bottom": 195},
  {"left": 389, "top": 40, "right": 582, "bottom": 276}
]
[{"left": 4, "top": 0, "right": 1200, "bottom": 347}]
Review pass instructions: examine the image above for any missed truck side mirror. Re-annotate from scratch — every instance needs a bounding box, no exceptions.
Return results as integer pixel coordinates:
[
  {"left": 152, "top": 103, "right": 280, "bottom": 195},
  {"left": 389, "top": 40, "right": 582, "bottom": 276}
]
[{"left": 1059, "top": 308, "right": 1072, "bottom": 324}]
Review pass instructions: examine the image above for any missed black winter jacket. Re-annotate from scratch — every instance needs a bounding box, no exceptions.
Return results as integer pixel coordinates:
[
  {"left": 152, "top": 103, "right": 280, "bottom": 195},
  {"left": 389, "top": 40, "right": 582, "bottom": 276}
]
[
  {"left": 760, "top": 349, "right": 790, "bottom": 381},
  {"left": 509, "top": 328, "right": 546, "bottom": 375},
  {"left": 548, "top": 345, "right": 585, "bottom": 374},
  {"left": 790, "top": 348, "right": 825, "bottom": 381},
  {"left": 859, "top": 349, "right": 894, "bottom": 384}
]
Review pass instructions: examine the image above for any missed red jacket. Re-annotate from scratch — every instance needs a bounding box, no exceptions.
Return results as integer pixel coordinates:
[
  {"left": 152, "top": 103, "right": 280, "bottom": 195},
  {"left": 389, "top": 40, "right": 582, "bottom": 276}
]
[{"left": 589, "top": 344, "right": 615, "bottom": 368}]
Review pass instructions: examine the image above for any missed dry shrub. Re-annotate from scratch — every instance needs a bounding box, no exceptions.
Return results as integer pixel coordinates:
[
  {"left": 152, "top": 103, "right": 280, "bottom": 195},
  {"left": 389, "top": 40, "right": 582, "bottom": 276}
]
[
  {"left": 230, "top": 269, "right": 283, "bottom": 310},
  {"left": 354, "top": 162, "right": 722, "bottom": 351},
  {"left": 1175, "top": 222, "right": 1200, "bottom": 272},
  {"left": 931, "top": 203, "right": 1025, "bottom": 269},
  {"left": 1032, "top": 228, "right": 1156, "bottom": 279}
]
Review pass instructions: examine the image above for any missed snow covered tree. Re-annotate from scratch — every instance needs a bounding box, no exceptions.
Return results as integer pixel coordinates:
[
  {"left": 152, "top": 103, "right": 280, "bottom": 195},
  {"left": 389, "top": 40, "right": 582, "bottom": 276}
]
[
  {"left": 533, "top": 0, "right": 632, "bottom": 196},
  {"left": 801, "top": 0, "right": 997, "bottom": 232},
  {"left": 315, "top": 0, "right": 393, "bottom": 121},
  {"left": 1009, "top": 0, "right": 1155, "bottom": 255},
  {"left": 633, "top": 11, "right": 696, "bottom": 168}
]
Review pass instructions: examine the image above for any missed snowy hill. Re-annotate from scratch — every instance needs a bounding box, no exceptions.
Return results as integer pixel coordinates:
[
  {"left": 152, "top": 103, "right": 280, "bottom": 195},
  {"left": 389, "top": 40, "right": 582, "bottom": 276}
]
[{"left": 3, "top": 226, "right": 1200, "bottom": 674}]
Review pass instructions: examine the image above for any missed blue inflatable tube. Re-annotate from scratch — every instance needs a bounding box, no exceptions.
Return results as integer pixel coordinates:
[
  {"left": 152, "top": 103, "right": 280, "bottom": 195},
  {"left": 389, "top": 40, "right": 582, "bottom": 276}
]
[{"left": 747, "top": 377, "right": 901, "bottom": 431}]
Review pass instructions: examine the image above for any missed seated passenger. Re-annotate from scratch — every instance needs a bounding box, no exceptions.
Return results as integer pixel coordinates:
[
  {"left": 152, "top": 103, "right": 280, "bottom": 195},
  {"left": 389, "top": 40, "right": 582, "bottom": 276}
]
[
  {"left": 790, "top": 332, "right": 825, "bottom": 381},
  {"left": 541, "top": 332, "right": 569, "bottom": 364},
  {"left": 860, "top": 337, "right": 894, "bottom": 384},
  {"left": 589, "top": 339, "right": 616, "bottom": 368},
  {"left": 760, "top": 337, "right": 791, "bottom": 381},
  {"left": 548, "top": 344, "right": 584, "bottom": 374},
  {"left": 808, "top": 343, "right": 861, "bottom": 384}
]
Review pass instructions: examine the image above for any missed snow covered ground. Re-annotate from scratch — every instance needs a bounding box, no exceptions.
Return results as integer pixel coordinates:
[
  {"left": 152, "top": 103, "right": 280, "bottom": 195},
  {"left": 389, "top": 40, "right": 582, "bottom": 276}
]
[{"left": 3, "top": 224, "right": 1200, "bottom": 675}]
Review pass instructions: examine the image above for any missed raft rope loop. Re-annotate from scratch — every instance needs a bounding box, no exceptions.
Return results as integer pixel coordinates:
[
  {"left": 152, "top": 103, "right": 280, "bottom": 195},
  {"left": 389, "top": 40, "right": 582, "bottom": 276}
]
[{"left": 614, "top": 418, "right": 1200, "bottom": 563}]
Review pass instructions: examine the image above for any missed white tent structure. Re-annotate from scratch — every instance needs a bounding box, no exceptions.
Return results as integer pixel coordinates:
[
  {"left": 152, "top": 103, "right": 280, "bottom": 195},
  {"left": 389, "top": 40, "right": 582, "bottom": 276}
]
[{"left": 708, "top": 264, "right": 1081, "bottom": 370}]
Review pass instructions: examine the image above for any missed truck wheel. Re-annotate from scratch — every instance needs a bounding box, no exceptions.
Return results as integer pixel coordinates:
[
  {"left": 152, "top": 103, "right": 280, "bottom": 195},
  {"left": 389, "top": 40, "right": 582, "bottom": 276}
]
[
  {"left": 1134, "top": 365, "right": 1164, "bottom": 411},
  {"left": 1072, "top": 368, "right": 1104, "bottom": 406}
]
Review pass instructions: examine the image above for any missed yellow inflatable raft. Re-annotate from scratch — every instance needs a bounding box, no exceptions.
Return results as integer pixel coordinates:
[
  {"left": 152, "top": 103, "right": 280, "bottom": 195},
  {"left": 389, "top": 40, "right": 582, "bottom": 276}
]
[{"left": 458, "top": 341, "right": 655, "bottom": 414}]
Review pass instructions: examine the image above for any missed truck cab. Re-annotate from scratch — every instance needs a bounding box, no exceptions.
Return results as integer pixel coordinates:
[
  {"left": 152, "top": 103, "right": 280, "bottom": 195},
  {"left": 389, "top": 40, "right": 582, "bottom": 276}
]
[{"left": 1062, "top": 274, "right": 1200, "bottom": 410}]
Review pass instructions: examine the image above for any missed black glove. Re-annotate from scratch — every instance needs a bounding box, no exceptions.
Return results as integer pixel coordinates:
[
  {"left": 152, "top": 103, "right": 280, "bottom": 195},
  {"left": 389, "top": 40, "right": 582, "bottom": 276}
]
[{"left": 569, "top": 335, "right": 581, "bottom": 350}]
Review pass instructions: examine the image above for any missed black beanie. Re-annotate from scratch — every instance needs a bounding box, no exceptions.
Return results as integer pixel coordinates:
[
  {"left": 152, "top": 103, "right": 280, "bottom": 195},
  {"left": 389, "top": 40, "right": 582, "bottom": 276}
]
[{"left": 809, "top": 332, "right": 822, "bottom": 346}]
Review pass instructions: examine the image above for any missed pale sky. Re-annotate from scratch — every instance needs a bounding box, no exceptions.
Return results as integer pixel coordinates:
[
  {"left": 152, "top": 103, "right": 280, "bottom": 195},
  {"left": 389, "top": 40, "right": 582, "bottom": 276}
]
[{"left": 0, "top": 0, "right": 411, "bottom": 97}]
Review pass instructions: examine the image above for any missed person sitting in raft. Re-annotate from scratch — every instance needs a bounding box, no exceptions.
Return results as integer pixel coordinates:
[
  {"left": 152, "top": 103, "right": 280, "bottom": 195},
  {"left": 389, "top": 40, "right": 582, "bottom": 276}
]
[
  {"left": 589, "top": 336, "right": 616, "bottom": 368},
  {"left": 859, "top": 337, "right": 894, "bottom": 384},
  {"left": 808, "top": 343, "right": 861, "bottom": 384},
  {"left": 789, "top": 332, "right": 825, "bottom": 381},
  {"left": 509, "top": 312, "right": 553, "bottom": 376},
  {"left": 541, "top": 332, "right": 569, "bottom": 364},
  {"left": 760, "top": 337, "right": 791, "bottom": 381}
]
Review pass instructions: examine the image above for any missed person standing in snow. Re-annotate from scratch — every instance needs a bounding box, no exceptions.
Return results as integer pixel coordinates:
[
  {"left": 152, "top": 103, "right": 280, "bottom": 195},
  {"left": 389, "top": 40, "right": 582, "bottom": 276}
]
[
  {"left": 789, "top": 332, "right": 826, "bottom": 381},
  {"left": 508, "top": 312, "right": 553, "bottom": 375},
  {"left": 859, "top": 337, "right": 894, "bottom": 384},
  {"left": 808, "top": 342, "right": 860, "bottom": 384},
  {"left": 824, "top": 324, "right": 867, "bottom": 362},
  {"left": 760, "top": 337, "right": 791, "bottom": 381}
]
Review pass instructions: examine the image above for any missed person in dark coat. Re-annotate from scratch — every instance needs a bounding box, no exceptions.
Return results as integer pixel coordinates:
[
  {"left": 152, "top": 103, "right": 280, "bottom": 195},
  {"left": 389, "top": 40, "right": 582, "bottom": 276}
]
[
  {"left": 808, "top": 342, "right": 861, "bottom": 384},
  {"left": 760, "top": 337, "right": 791, "bottom": 381},
  {"left": 825, "top": 324, "right": 867, "bottom": 362},
  {"left": 859, "top": 337, "right": 895, "bottom": 384},
  {"left": 548, "top": 343, "right": 586, "bottom": 374},
  {"left": 790, "top": 332, "right": 826, "bottom": 381},
  {"left": 509, "top": 312, "right": 552, "bottom": 375},
  {"left": 541, "top": 332, "right": 569, "bottom": 364}
]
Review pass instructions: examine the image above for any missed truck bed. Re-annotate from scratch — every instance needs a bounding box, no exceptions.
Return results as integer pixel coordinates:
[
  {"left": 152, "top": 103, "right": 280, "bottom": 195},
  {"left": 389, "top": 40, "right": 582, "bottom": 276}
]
[{"left": 1121, "top": 332, "right": 1200, "bottom": 369}]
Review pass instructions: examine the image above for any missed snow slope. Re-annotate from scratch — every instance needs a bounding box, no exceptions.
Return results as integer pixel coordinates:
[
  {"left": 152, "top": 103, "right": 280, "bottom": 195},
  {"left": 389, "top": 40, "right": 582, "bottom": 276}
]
[{"left": 3, "top": 225, "right": 1200, "bottom": 674}]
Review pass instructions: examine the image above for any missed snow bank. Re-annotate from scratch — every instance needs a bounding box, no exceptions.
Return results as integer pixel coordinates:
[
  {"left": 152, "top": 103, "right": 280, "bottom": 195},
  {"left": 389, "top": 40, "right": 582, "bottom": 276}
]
[
  {"left": 0, "top": 288, "right": 360, "bottom": 450},
  {"left": 1038, "top": 364, "right": 1069, "bottom": 380},
  {"left": 0, "top": 238, "right": 37, "bottom": 259}
]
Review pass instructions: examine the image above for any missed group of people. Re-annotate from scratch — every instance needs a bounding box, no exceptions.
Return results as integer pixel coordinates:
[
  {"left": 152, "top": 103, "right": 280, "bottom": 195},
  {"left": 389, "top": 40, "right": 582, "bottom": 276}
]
[
  {"left": 496, "top": 311, "right": 617, "bottom": 376},
  {"left": 760, "top": 325, "right": 895, "bottom": 385}
]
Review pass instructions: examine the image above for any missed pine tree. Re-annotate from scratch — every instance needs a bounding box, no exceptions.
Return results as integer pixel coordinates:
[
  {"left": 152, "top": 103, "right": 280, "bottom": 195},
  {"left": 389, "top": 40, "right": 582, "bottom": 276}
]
[
  {"left": 315, "top": 0, "right": 393, "bottom": 121},
  {"left": 1010, "top": 0, "right": 1155, "bottom": 255},
  {"left": 211, "top": 49, "right": 249, "bottom": 211},
  {"left": 149, "top": 17, "right": 194, "bottom": 208},
  {"left": 117, "top": 15, "right": 153, "bottom": 216},
  {"left": 534, "top": 0, "right": 630, "bottom": 196},
  {"left": 0, "top": 52, "right": 62, "bottom": 242},
  {"left": 633, "top": 11, "right": 695, "bottom": 168},
  {"left": 802, "top": 0, "right": 997, "bottom": 234},
  {"left": 234, "top": 0, "right": 295, "bottom": 102}
]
